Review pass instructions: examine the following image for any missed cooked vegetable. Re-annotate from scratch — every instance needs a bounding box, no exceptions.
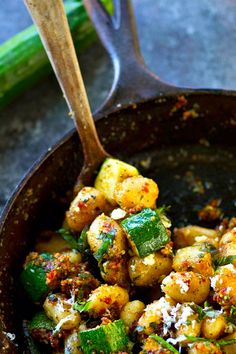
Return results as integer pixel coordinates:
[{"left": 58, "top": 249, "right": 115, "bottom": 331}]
[
  {"left": 58, "top": 228, "right": 78, "bottom": 250},
  {"left": 211, "top": 264, "right": 236, "bottom": 307},
  {"left": 87, "top": 214, "right": 127, "bottom": 261},
  {"left": 173, "top": 245, "right": 214, "bottom": 276},
  {"left": 137, "top": 297, "right": 176, "bottom": 336},
  {"left": 185, "top": 334, "right": 236, "bottom": 347},
  {"left": 0, "top": 0, "right": 112, "bottom": 108},
  {"left": 173, "top": 225, "right": 218, "bottom": 248},
  {"left": 20, "top": 252, "right": 53, "bottom": 302},
  {"left": 201, "top": 314, "right": 226, "bottom": 339},
  {"left": 64, "top": 330, "right": 81, "bottom": 354},
  {"left": 213, "top": 255, "right": 236, "bottom": 267},
  {"left": 188, "top": 342, "right": 222, "bottom": 354},
  {"left": 101, "top": 256, "right": 129, "bottom": 288},
  {"left": 174, "top": 305, "right": 202, "bottom": 345},
  {"left": 79, "top": 319, "right": 129, "bottom": 354},
  {"left": 141, "top": 336, "right": 173, "bottom": 353},
  {"left": 21, "top": 159, "right": 236, "bottom": 353},
  {"left": 121, "top": 208, "right": 169, "bottom": 257},
  {"left": 28, "top": 311, "right": 54, "bottom": 331},
  {"left": 85, "top": 284, "right": 129, "bottom": 318},
  {"left": 66, "top": 187, "right": 111, "bottom": 232},
  {"left": 149, "top": 334, "right": 179, "bottom": 354},
  {"left": 161, "top": 271, "right": 210, "bottom": 304},
  {"left": 21, "top": 251, "right": 81, "bottom": 302},
  {"left": 221, "top": 332, "right": 236, "bottom": 354},
  {"left": 114, "top": 175, "right": 159, "bottom": 212},
  {"left": 44, "top": 293, "right": 80, "bottom": 331},
  {"left": 120, "top": 300, "right": 145, "bottom": 328},
  {"left": 128, "top": 251, "right": 172, "bottom": 286},
  {"left": 94, "top": 158, "right": 139, "bottom": 204}
]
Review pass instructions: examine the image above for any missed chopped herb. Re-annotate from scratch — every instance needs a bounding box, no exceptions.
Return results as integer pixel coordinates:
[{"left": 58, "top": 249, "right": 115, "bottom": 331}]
[
  {"left": 94, "top": 228, "right": 116, "bottom": 261},
  {"left": 190, "top": 304, "right": 217, "bottom": 321},
  {"left": 184, "top": 335, "right": 236, "bottom": 347},
  {"left": 156, "top": 205, "right": 172, "bottom": 228},
  {"left": 156, "top": 205, "right": 171, "bottom": 215},
  {"left": 199, "top": 243, "right": 217, "bottom": 254},
  {"left": 73, "top": 301, "right": 91, "bottom": 313},
  {"left": 230, "top": 305, "right": 236, "bottom": 317},
  {"left": 150, "top": 334, "right": 179, "bottom": 354},
  {"left": 213, "top": 255, "right": 236, "bottom": 268},
  {"left": 225, "top": 305, "right": 236, "bottom": 324},
  {"left": 217, "top": 338, "right": 236, "bottom": 346},
  {"left": 58, "top": 228, "right": 78, "bottom": 250},
  {"left": 78, "top": 226, "right": 89, "bottom": 253}
]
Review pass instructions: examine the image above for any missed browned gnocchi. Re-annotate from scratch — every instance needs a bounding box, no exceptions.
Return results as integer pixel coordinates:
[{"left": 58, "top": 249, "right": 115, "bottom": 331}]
[{"left": 21, "top": 158, "right": 236, "bottom": 353}]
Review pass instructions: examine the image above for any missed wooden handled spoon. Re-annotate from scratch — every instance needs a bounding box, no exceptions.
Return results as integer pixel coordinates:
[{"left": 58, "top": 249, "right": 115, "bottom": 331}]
[{"left": 24, "top": 0, "right": 109, "bottom": 192}]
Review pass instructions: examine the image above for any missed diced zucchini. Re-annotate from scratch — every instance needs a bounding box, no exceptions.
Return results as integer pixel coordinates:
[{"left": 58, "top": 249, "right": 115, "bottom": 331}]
[
  {"left": 20, "top": 253, "right": 53, "bottom": 303},
  {"left": 28, "top": 311, "right": 54, "bottom": 331},
  {"left": 79, "top": 319, "right": 129, "bottom": 354},
  {"left": 94, "top": 158, "right": 139, "bottom": 205},
  {"left": 121, "top": 208, "right": 169, "bottom": 257}
]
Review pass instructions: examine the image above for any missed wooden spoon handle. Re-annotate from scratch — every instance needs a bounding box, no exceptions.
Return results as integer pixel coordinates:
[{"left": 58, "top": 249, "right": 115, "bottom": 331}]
[{"left": 24, "top": 0, "right": 107, "bottom": 170}]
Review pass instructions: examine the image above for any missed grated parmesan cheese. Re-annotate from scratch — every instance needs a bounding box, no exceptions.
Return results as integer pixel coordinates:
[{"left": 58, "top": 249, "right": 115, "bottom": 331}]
[
  {"left": 210, "top": 274, "right": 219, "bottom": 290},
  {"left": 166, "top": 335, "right": 186, "bottom": 345},
  {"left": 143, "top": 254, "right": 156, "bottom": 266},
  {"left": 223, "top": 263, "right": 236, "bottom": 272},
  {"left": 110, "top": 208, "right": 126, "bottom": 220},
  {"left": 175, "top": 276, "right": 189, "bottom": 293},
  {"left": 174, "top": 305, "right": 194, "bottom": 329}
]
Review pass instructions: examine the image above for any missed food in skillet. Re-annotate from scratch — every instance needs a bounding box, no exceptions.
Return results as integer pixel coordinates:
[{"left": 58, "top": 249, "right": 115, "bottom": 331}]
[{"left": 21, "top": 158, "right": 236, "bottom": 353}]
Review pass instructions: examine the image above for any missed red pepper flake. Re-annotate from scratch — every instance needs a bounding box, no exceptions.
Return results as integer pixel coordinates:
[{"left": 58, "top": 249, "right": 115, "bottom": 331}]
[
  {"left": 221, "top": 287, "right": 228, "bottom": 294},
  {"left": 103, "top": 296, "right": 112, "bottom": 305},
  {"left": 78, "top": 202, "right": 87, "bottom": 209},
  {"left": 102, "top": 222, "right": 112, "bottom": 233},
  {"left": 46, "top": 269, "right": 57, "bottom": 284},
  {"left": 141, "top": 182, "right": 149, "bottom": 193}
]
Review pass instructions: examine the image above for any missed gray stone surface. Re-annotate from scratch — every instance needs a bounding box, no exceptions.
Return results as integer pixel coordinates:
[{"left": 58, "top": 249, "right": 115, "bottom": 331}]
[{"left": 1, "top": 0, "right": 236, "bottom": 212}]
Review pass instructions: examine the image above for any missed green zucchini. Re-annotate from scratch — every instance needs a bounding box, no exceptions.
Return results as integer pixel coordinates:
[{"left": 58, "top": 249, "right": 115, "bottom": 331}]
[
  {"left": 28, "top": 311, "right": 54, "bottom": 331},
  {"left": 79, "top": 319, "right": 129, "bottom": 354},
  {"left": 20, "top": 253, "right": 54, "bottom": 303},
  {"left": 0, "top": 0, "right": 112, "bottom": 109},
  {"left": 121, "top": 208, "right": 169, "bottom": 257}
]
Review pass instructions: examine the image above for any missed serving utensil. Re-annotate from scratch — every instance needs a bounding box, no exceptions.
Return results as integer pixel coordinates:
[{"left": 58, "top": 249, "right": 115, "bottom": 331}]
[{"left": 24, "top": 0, "right": 109, "bottom": 190}]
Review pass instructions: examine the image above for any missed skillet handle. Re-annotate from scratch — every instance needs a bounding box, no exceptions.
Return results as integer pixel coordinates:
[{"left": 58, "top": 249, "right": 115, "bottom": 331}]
[{"left": 84, "top": 0, "right": 185, "bottom": 118}]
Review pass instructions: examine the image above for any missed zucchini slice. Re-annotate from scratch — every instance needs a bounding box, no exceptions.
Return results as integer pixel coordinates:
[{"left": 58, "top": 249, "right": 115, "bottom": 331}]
[
  {"left": 20, "top": 253, "right": 53, "bottom": 303},
  {"left": 94, "top": 158, "right": 139, "bottom": 204},
  {"left": 121, "top": 208, "right": 169, "bottom": 257},
  {"left": 79, "top": 319, "right": 129, "bottom": 354},
  {"left": 28, "top": 311, "right": 54, "bottom": 331}
]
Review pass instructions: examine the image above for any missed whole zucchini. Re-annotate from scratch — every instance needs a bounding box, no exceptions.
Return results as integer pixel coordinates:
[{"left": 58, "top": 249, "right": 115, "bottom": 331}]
[{"left": 0, "top": 0, "right": 112, "bottom": 109}]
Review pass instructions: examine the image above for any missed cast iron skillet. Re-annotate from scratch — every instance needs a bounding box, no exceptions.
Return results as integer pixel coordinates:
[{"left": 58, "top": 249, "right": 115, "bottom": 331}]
[{"left": 1, "top": 0, "right": 236, "bottom": 352}]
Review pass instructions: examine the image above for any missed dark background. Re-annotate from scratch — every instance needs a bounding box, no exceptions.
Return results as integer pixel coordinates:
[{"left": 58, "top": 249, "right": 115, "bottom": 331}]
[{"left": 1, "top": 0, "right": 236, "bottom": 212}]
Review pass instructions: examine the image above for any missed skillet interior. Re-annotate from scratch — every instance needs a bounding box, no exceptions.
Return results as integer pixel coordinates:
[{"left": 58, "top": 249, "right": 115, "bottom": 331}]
[{"left": 1, "top": 91, "right": 236, "bottom": 352}]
